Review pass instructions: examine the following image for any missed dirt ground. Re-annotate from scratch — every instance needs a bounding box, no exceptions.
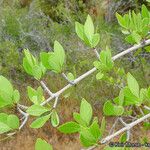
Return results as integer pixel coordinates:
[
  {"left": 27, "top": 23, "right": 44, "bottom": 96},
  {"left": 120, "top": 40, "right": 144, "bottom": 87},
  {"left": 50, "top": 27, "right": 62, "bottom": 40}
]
[{"left": 0, "top": 99, "right": 150, "bottom": 150}]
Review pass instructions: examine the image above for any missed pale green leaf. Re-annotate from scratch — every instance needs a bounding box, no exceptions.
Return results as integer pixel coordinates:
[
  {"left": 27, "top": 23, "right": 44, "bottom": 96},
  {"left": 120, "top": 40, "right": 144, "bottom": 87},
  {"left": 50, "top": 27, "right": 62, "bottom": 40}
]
[
  {"left": 58, "top": 121, "right": 80, "bottom": 134},
  {"left": 26, "top": 105, "right": 49, "bottom": 116},
  {"left": 127, "top": 73, "right": 139, "bottom": 98},
  {"left": 7, "top": 115, "right": 19, "bottom": 129},
  {"left": 84, "top": 15, "right": 94, "bottom": 42},
  {"left": 35, "top": 138, "right": 53, "bottom": 150},
  {"left": 30, "top": 114, "right": 50, "bottom": 129},
  {"left": 51, "top": 110, "right": 59, "bottom": 127},
  {"left": 80, "top": 98, "right": 92, "bottom": 126}
]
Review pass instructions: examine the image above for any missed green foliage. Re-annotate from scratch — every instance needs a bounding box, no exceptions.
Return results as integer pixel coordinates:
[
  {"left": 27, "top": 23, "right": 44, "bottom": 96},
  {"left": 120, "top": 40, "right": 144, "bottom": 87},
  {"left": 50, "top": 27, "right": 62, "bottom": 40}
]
[
  {"left": 116, "top": 5, "right": 150, "bottom": 44},
  {"left": 0, "top": 113, "right": 19, "bottom": 134},
  {"left": 50, "top": 110, "right": 59, "bottom": 127},
  {"left": 27, "top": 86, "right": 44, "bottom": 104},
  {"left": 40, "top": 41, "right": 65, "bottom": 73},
  {"left": 0, "top": 76, "right": 20, "bottom": 108},
  {"left": 30, "top": 114, "right": 51, "bottom": 129},
  {"left": 94, "top": 48, "right": 114, "bottom": 80},
  {"left": 75, "top": 15, "right": 100, "bottom": 48},
  {"left": 80, "top": 98, "right": 93, "bottom": 126},
  {"left": 35, "top": 138, "right": 53, "bottom": 150},
  {"left": 26, "top": 105, "right": 49, "bottom": 116},
  {"left": 58, "top": 98, "right": 105, "bottom": 147},
  {"left": 58, "top": 121, "right": 80, "bottom": 134},
  {"left": 67, "top": 72, "right": 75, "bottom": 81},
  {"left": 23, "top": 49, "right": 46, "bottom": 80}
]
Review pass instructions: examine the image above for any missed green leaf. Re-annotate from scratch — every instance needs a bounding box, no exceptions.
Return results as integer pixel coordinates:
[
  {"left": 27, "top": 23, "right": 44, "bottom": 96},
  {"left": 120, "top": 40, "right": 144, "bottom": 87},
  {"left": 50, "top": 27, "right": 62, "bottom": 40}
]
[
  {"left": 119, "top": 133, "right": 127, "bottom": 143},
  {"left": 35, "top": 138, "right": 53, "bottom": 150},
  {"left": 0, "top": 76, "right": 13, "bottom": 97},
  {"left": 0, "top": 113, "right": 20, "bottom": 134},
  {"left": 30, "top": 114, "right": 50, "bottom": 129},
  {"left": 0, "top": 76, "right": 18, "bottom": 108},
  {"left": 7, "top": 115, "right": 19, "bottom": 129},
  {"left": 80, "top": 98, "right": 93, "bottom": 126},
  {"left": 131, "top": 32, "right": 142, "bottom": 44},
  {"left": 0, "top": 113, "right": 8, "bottom": 124},
  {"left": 32, "top": 65, "right": 42, "bottom": 80},
  {"left": 27, "top": 86, "right": 44, "bottom": 104},
  {"left": 58, "top": 121, "right": 80, "bottom": 134},
  {"left": 40, "top": 52, "right": 51, "bottom": 69},
  {"left": 26, "top": 105, "right": 49, "bottom": 116},
  {"left": 123, "top": 87, "right": 141, "bottom": 106},
  {"left": 103, "top": 101, "right": 124, "bottom": 116},
  {"left": 92, "top": 33, "right": 100, "bottom": 48},
  {"left": 93, "top": 61, "right": 101, "bottom": 70},
  {"left": 51, "top": 110, "right": 59, "bottom": 127},
  {"left": 119, "top": 89, "right": 124, "bottom": 106},
  {"left": 100, "top": 117, "right": 106, "bottom": 138},
  {"left": 116, "top": 13, "right": 127, "bottom": 28},
  {"left": 127, "top": 73, "right": 139, "bottom": 98},
  {"left": 84, "top": 15, "right": 94, "bottom": 42},
  {"left": 89, "top": 119, "right": 101, "bottom": 140},
  {"left": 13, "top": 90, "right": 20, "bottom": 103},
  {"left": 96, "top": 72, "right": 104, "bottom": 80},
  {"left": 47, "top": 41, "right": 65, "bottom": 73},
  {"left": 142, "top": 5, "right": 149, "bottom": 18},
  {"left": 23, "top": 49, "right": 36, "bottom": 76},
  {"left": 75, "top": 22, "right": 85, "bottom": 41},
  {"left": 73, "top": 112, "right": 86, "bottom": 126},
  {"left": 99, "top": 49, "right": 114, "bottom": 71},
  {"left": 80, "top": 127, "right": 97, "bottom": 147},
  {"left": 0, "top": 122, "right": 12, "bottom": 134},
  {"left": 67, "top": 73, "right": 75, "bottom": 81},
  {"left": 23, "top": 49, "right": 45, "bottom": 80}
]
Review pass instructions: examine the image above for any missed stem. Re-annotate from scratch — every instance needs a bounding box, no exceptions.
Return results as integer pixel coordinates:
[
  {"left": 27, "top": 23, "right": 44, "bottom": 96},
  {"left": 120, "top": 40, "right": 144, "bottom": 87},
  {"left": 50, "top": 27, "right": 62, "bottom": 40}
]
[
  {"left": 93, "top": 48, "right": 100, "bottom": 58},
  {"left": 40, "top": 81, "right": 54, "bottom": 97},
  {"left": 101, "top": 112, "right": 150, "bottom": 144},
  {"left": 62, "top": 73, "right": 75, "bottom": 85},
  {"left": 119, "top": 117, "right": 130, "bottom": 141}
]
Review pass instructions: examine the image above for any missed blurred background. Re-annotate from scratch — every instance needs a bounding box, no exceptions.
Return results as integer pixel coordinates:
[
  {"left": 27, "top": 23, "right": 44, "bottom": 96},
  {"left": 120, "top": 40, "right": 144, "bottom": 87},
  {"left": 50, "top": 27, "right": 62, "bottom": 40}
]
[{"left": 0, "top": 0, "right": 150, "bottom": 149}]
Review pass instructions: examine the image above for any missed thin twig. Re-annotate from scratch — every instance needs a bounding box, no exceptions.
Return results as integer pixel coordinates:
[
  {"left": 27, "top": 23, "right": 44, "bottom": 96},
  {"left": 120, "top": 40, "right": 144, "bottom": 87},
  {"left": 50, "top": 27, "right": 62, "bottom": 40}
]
[
  {"left": 101, "top": 112, "right": 150, "bottom": 144},
  {"left": 144, "top": 105, "right": 150, "bottom": 111},
  {"left": 93, "top": 48, "right": 100, "bottom": 59},
  {"left": 40, "top": 80, "right": 54, "bottom": 97},
  {"left": 53, "top": 96, "right": 59, "bottom": 108},
  {"left": 119, "top": 117, "right": 130, "bottom": 141},
  {"left": 62, "top": 73, "right": 75, "bottom": 85},
  {"left": 17, "top": 104, "right": 28, "bottom": 110},
  {"left": 109, "top": 118, "right": 119, "bottom": 135}
]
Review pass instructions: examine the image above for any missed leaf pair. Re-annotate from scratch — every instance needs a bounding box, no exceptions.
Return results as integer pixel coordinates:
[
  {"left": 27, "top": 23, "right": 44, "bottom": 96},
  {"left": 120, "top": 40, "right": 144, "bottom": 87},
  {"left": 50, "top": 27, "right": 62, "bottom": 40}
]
[
  {"left": 35, "top": 138, "right": 53, "bottom": 150},
  {"left": 0, "top": 113, "right": 19, "bottom": 134},
  {"left": 116, "top": 5, "right": 150, "bottom": 44},
  {"left": 40, "top": 41, "right": 65, "bottom": 73},
  {"left": 0, "top": 76, "right": 20, "bottom": 108},
  {"left": 94, "top": 48, "right": 114, "bottom": 80},
  {"left": 75, "top": 15, "right": 100, "bottom": 48},
  {"left": 23, "top": 49, "right": 46, "bottom": 80},
  {"left": 27, "top": 105, "right": 59, "bottom": 128},
  {"left": 27, "top": 86, "right": 44, "bottom": 105},
  {"left": 58, "top": 99, "right": 106, "bottom": 147}
]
